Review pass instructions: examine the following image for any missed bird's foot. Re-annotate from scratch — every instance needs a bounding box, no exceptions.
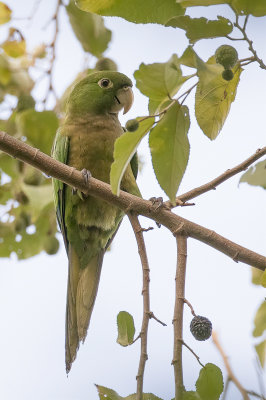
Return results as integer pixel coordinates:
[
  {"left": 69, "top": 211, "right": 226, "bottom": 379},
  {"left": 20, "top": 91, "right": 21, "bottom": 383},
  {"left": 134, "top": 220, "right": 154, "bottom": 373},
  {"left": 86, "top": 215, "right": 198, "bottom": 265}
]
[
  {"left": 149, "top": 196, "right": 164, "bottom": 211},
  {"left": 81, "top": 168, "right": 92, "bottom": 184}
]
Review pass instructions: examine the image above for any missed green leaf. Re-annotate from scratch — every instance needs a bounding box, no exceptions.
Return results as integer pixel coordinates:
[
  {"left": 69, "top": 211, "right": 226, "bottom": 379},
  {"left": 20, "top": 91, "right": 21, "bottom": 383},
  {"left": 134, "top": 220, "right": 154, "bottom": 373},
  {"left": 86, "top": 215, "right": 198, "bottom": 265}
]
[
  {"left": 166, "top": 15, "right": 233, "bottom": 43},
  {"left": 181, "top": 392, "right": 201, "bottom": 400},
  {"left": 195, "top": 57, "right": 242, "bottom": 140},
  {"left": 110, "top": 117, "right": 155, "bottom": 195},
  {"left": 176, "top": 0, "right": 266, "bottom": 17},
  {"left": 116, "top": 311, "right": 135, "bottom": 346},
  {"left": 0, "top": 153, "right": 19, "bottom": 178},
  {"left": 255, "top": 340, "right": 266, "bottom": 368},
  {"left": 95, "top": 386, "right": 163, "bottom": 400},
  {"left": 0, "top": 2, "right": 11, "bottom": 25},
  {"left": 21, "top": 183, "right": 53, "bottom": 221},
  {"left": 261, "top": 270, "right": 266, "bottom": 288},
  {"left": 75, "top": 0, "right": 185, "bottom": 25},
  {"left": 239, "top": 160, "right": 266, "bottom": 189},
  {"left": 253, "top": 301, "right": 266, "bottom": 337},
  {"left": 0, "top": 54, "right": 11, "bottom": 85},
  {"left": 0, "top": 182, "right": 13, "bottom": 204},
  {"left": 96, "top": 385, "right": 123, "bottom": 400},
  {"left": 196, "top": 363, "right": 224, "bottom": 400},
  {"left": 149, "top": 102, "right": 190, "bottom": 203},
  {"left": 251, "top": 267, "right": 264, "bottom": 286},
  {"left": 66, "top": 0, "right": 111, "bottom": 57},
  {"left": 126, "top": 394, "right": 163, "bottom": 400},
  {"left": 179, "top": 46, "right": 204, "bottom": 69},
  {"left": 134, "top": 55, "right": 183, "bottom": 101},
  {"left": 16, "top": 110, "right": 59, "bottom": 155}
]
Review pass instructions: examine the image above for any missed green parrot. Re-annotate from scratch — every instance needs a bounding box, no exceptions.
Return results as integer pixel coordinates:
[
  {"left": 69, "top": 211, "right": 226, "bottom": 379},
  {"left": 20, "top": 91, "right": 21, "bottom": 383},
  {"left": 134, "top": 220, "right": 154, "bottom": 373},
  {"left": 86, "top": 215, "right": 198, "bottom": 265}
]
[{"left": 52, "top": 71, "right": 140, "bottom": 373}]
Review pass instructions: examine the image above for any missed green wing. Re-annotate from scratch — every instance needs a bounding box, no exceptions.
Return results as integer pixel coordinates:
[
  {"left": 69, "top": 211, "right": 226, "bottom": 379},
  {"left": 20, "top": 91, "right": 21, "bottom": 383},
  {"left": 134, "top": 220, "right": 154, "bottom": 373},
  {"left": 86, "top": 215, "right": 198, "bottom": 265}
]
[{"left": 51, "top": 129, "right": 70, "bottom": 251}]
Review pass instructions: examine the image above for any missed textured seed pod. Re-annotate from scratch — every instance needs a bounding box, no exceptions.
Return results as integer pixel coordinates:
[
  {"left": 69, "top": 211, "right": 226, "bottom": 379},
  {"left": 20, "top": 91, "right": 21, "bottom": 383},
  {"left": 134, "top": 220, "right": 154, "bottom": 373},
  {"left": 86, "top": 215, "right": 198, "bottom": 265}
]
[
  {"left": 190, "top": 315, "right": 212, "bottom": 341},
  {"left": 222, "top": 69, "right": 234, "bottom": 81},
  {"left": 125, "top": 119, "right": 139, "bottom": 132},
  {"left": 215, "top": 45, "right": 238, "bottom": 69}
]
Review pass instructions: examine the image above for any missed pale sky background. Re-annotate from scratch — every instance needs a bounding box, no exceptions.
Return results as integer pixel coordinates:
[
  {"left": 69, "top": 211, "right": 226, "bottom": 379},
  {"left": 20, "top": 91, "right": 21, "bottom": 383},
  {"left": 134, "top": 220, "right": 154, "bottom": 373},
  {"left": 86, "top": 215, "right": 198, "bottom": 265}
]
[{"left": 0, "top": 1, "right": 265, "bottom": 399}]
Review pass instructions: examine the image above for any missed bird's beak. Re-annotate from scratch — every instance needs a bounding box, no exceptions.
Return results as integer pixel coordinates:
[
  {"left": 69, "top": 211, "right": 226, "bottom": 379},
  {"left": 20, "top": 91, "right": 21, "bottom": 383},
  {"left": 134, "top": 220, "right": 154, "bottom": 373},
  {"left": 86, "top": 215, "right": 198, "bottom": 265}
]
[{"left": 115, "top": 86, "right": 134, "bottom": 114}]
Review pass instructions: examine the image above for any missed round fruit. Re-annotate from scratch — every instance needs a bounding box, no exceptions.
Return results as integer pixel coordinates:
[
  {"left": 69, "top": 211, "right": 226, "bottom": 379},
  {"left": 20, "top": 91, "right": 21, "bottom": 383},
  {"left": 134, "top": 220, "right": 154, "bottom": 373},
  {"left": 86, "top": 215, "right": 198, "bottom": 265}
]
[
  {"left": 125, "top": 119, "right": 139, "bottom": 132},
  {"left": 222, "top": 69, "right": 234, "bottom": 81},
  {"left": 95, "top": 58, "right": 118, "bottom": 71},
  {"left": 215, "top": 45, "right": 238, "bottom": 69},
  {"left": 190, "top": 315, "right": 212, "bottom": 341},
  {"left": 44, "top": 236, "right": 59, "bottom": 255}
]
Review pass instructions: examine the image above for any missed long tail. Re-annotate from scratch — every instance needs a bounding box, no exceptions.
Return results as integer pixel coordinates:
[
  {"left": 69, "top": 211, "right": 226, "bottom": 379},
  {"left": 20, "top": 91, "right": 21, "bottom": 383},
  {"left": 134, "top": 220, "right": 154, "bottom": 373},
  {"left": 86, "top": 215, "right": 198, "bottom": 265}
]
[{"left": 65, "top": 245, "right": 104, "bottom": 373}]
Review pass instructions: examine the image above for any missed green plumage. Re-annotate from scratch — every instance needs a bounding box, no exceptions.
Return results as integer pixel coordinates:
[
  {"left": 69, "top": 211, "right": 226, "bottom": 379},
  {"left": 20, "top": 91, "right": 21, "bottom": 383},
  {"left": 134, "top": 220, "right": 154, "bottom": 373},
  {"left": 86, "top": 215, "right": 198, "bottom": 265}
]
[{"left": 52, "top": 72, "right": 140, "bottom": 372}]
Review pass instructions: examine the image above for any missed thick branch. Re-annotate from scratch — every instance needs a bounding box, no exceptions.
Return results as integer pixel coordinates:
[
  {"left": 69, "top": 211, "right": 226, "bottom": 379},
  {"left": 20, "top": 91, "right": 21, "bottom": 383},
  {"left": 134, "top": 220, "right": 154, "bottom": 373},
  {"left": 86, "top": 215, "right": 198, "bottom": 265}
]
[
  {"left": 165, "top": 146, "right": 266, "bottom": 208},
  {"left": 172, "top": 235, "right": 187, "bottom": 399},
  {"left": 212, "top": 332, "right": 250, "bottom": 400},
  {"left": 128, "top": 213, "right": 151, "bottom": 400},
  {"left": 0, "top": 131, "right": 265, "bottom": 270}
]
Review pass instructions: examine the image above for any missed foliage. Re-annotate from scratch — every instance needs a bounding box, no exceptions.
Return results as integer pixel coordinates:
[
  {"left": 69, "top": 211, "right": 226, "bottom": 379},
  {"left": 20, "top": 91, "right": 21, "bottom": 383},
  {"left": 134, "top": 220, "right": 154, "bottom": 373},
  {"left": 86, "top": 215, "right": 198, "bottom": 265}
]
[{"left": 0, "top": 0, "right": 265, "bottom": 398}]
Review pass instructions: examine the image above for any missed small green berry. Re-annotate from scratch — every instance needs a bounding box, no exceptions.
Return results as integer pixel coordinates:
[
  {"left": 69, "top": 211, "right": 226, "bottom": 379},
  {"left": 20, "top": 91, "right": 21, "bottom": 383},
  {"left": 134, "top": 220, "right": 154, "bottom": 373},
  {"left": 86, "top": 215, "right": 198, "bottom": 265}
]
[
  {"left": 222, "top": 69, "right": 234, "bottom": 81},
  {"left": 190, "top": 315, "right": 212, "bottom": 341},
  {"left": 215, "top": 45, "right": 238, "bottom": 69},
  {"left": 95, "top": 57, "right": 117, "bottom": 71},
  {"left": 125, "top": 119, "right": 139, "bottom": 132}
]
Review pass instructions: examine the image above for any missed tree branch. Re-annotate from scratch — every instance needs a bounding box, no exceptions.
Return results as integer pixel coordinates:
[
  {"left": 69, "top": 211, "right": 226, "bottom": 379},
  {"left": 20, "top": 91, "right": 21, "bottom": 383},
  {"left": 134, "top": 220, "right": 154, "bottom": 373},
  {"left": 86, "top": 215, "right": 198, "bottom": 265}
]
[
  {"left": 128, "top": 213, "right": 151, "bottom": 400},
  {"left": 172, "top": 235, "right": 187, "bottom": 399},
  {"left": 165, "top": 146, "right": 266, "bottom": 208},
  {"left": 212, "top": 331, "right": 250, "bottom": 400},
  {"left": 0, "top": 131, "right": 265, "bottom": 270}
]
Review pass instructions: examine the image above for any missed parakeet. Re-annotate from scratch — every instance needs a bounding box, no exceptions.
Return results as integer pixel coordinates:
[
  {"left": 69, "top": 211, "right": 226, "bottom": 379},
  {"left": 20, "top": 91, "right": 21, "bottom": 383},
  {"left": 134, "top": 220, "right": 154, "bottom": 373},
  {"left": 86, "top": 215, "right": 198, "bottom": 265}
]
[{"left": 52, "top": 71, "right": 140, "bottom": 373}]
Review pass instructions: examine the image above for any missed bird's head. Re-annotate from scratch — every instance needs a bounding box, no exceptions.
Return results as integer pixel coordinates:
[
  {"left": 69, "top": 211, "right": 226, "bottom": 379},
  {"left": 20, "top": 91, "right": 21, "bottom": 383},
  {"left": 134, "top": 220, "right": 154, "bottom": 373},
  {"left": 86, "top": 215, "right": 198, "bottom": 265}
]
[{"left": 66, "top": 71, "right": 134, "bottom": 117}]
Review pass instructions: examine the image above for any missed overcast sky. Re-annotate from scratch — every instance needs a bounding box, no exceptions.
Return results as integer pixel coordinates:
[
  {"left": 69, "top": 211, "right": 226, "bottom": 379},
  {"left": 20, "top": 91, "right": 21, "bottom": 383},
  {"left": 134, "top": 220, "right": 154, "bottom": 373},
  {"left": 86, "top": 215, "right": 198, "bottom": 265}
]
[{"left": 0, "top": 1, "right": 265, "bottom": 399}]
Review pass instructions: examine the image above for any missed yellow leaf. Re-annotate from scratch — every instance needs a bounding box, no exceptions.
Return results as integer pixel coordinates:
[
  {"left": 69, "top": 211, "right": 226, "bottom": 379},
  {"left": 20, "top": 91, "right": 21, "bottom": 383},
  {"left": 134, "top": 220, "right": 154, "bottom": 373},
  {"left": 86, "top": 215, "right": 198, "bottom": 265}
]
[
  {"left": 0, "top": 2, "right": 11, "bottom": 25},
  {"left": 2, "top": 28, "right": 26, "bottom": 58}
]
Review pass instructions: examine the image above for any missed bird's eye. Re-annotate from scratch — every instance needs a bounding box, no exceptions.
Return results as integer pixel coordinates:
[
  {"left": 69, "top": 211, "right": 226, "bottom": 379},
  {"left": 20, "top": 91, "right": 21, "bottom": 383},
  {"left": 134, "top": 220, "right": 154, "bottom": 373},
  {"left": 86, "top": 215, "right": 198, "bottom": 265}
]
[{"left": 98, "top": 78, "right": 113, "bottom": 88}]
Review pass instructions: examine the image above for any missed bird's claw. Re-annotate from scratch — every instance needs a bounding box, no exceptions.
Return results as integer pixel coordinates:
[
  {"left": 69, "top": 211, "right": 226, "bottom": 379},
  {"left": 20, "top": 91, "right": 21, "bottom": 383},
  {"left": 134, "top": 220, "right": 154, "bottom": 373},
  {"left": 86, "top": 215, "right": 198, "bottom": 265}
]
[
  {"left": 81, "top": 168, "right": 92, "bottom": 184},
  {"left": 149, "top": 196, "right": 164, "bottom": 211}
]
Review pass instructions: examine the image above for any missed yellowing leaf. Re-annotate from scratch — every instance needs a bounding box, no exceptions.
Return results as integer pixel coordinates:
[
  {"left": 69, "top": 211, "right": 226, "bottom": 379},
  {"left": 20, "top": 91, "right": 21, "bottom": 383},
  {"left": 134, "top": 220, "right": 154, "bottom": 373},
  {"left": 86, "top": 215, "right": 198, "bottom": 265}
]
[
  {"left": 2, "top": 28, "right": 26, "bottom": 58},
  {"left": 21, "top": 183, "right": 53, "bottom": 221},
  {"left": 253, "top": 301, "right": 266, "bottom": 337},
  {"left": 0, "top": 2, "right": 11, "bottom": 25},
  {"left": 195, "top": 58, "right": 242, "bottom": 140},
  {"left": 255, "top": 340, "right": 266, "bottom": 368},
  {"left": 251, "top": 267, "right": 264, "bottom": 286},
  {"left": 261, "top": 270, "right": 266, "bottom": 288},
  {"left": 110, "top": 117, "right": 155, "bottom": 195},
  {"left": 66, "top": 0, "right": 111, "bottom": 57},
  {"left": 149, "top": 102, "right": 190, "bottom": 203},
  {"left": 116, "top": 311, "right": 135, "bottom": 346},
  {"left": 239, "top": 160, "right": 266, "bottom": 189},
  {"left": 76, "top": 0, "right": 184, "bottom": 25},
  {"left": 0, "top": 53, "right": 11, "bottom": 85},
  {"left": 166, "top": 15, "right": 233, "bottom": 43}
]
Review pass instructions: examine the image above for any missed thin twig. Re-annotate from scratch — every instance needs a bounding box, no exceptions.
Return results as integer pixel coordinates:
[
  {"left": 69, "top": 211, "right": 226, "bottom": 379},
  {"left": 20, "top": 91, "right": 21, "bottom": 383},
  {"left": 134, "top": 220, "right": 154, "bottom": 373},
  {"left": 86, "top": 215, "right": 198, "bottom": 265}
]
[
  {"left": 44, "top": 0, "right": 61, "bottom": 104},
  {"left": 128, "top": 212, "right": 151, "bottom": 400},
  {"left": 212, "top": 331, "right": 250, "bottom": 400},
  {"left": 148, "top": 312, "right": 167, "bottom": 327},
  {"left": 232, "top": 11, "right": 266, "bottom": 70},
  {"left": 165, "top": 147, "right": 266, "bottom": 209},
  {"left": 0, "top": 131, "right": 265, "bottom": 271},
  {"left": 181, "top": 340, "right": 204, "bottom": 368},
  {"left": 172, "top": 235, "right": 187, "bottom": 399}
]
